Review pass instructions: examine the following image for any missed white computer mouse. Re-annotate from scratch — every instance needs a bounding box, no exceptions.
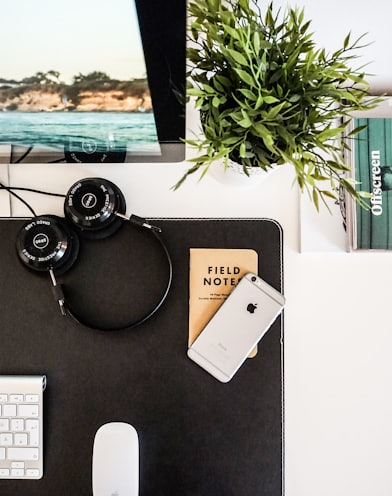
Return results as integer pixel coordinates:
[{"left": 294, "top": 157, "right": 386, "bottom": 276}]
[{"left": 92, "top": 422, "right": 139, "bottom": 496}]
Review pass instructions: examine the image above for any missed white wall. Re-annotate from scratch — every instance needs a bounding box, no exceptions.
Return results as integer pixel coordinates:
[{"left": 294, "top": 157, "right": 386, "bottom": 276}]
[{"left": 270, "top": 0, "right": 392, "bottom": 94}]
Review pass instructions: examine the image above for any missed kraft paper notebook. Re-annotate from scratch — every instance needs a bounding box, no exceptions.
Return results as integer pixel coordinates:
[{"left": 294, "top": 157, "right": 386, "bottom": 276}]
[{"left": 188, "top": 247, "right": 258, "bottom": 357}]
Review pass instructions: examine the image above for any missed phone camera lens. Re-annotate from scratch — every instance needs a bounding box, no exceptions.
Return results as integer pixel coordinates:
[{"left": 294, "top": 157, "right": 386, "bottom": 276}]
[{"left": 251, "top": 276, "right": 257, "bottom": 282}]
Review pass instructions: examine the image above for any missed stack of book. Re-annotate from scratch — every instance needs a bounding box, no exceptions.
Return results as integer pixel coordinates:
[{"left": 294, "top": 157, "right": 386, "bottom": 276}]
[{"left": 346, "top": 97, "right": 392, "bottom": 250}]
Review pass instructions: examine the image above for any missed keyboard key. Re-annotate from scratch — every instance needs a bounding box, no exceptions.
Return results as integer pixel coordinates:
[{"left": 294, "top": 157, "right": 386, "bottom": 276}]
[
  {"left": 3, "top": 404, "right": 16, "bottom": 417},
  {"left": 11, "top": 418, "right": 24, "bottom": 431},
  {"left": 10, "top": 395, "right": 23, "bottom": 403},
  {"left": 25, "top": 395, "right": 39, "bottom": 403},
  {"left": 14, "top": 434, "right": 28, "bottom": 446},
  {"left": 11, "top": 468, "right": 24, "bottom": 477},
  {"left": 26, "top": 468, "right": 40, "bottom": 477},
  {"left": 0, "top": 448, "right": 5, "bottom": 460},
  {"left": 0, "top": 433, "right": 13, "bottom": 446},
  {"left": 0, "top": 468, "right": 9, "bottom": 476},
  {"left": 26, "top": 419, "right": 39, "bottom": 446},
  {"left": 0, "top": 394, "right": 8, "bottom": 402},
  {"left": 18, "top": 404, "right": 39, "bottom": 417},
  {"left": 7, "top": 447, "right": 39, "bottom": 461},
  {"left": 0, "top": 419, "right": 9, "bottom": 431}
]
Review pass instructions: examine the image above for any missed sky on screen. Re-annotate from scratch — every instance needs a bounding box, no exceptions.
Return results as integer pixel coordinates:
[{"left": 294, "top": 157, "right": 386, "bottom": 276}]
[{"left": 1, "top": 0, "right": 146, "bottom": 83}]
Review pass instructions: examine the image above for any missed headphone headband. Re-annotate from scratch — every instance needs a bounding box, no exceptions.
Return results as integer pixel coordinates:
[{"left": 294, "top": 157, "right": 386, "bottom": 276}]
[{"left": 64, "top": 228, "right": 172, "bottom": 331}]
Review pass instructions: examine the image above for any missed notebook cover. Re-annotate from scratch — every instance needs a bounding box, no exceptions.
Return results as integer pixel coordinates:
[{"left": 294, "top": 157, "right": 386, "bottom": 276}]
[{"left": 188, "top": 247, "right": 259, "bottom": 357}]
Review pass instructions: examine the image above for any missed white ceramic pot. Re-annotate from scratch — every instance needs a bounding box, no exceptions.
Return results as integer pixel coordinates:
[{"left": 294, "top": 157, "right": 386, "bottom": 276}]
[{"left": 209, "top": 158, "right": 277, "bottom": 188}]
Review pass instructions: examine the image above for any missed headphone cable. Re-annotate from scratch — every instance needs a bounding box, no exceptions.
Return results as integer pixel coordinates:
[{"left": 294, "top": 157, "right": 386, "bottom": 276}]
[{"left": 0, "top": 182, "right": 66, "bottom": 217}]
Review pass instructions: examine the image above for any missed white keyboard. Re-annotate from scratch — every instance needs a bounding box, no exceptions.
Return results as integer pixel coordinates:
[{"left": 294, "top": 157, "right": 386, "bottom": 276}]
[{"left": 0, "top": 375, "right": 46, "bottom": 479}]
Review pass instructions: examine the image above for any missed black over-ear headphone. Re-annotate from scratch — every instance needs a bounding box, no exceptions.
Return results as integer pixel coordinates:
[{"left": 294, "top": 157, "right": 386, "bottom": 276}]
[{"left": 15, "top": 177, "right": 172, "bottom": 331}]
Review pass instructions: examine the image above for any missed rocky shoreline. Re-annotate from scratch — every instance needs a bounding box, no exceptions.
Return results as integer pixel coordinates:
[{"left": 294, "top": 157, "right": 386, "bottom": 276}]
[{"left": 0, "top": 89, "right": 153, "bottom": 112}]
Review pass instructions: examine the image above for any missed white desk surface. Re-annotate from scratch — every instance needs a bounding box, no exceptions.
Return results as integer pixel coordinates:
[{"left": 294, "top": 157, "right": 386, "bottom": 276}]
[
  {"left": 2, "top": 155, "right": 392, "bottom": 496},
  {"left": 2, "top": 1, "right": 392, "bottom": 491}
]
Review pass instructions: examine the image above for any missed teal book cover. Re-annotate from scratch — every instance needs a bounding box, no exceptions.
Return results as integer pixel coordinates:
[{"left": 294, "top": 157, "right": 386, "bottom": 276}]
[{"left": 354, "top": 118, "right": 392, "bottom": 249}]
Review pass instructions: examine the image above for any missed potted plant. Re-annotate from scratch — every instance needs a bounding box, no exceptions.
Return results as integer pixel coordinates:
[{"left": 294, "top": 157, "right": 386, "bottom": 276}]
[{"left": 175, "top": 0, "right": 382, "bottom": 209}]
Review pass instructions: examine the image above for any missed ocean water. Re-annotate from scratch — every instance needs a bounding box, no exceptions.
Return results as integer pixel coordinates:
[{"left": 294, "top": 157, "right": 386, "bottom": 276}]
[{"left": 0, "top": 111, "right": 160, "bottom": 153}]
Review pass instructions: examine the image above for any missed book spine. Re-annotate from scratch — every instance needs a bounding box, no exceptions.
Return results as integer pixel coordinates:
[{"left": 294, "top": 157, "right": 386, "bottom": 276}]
[
  {"left": 385, "top": 119, "right": 392, "bottom": 248},
  {"left": 368, "top": 119, "right": 386, "bottom": 248},
  {"left": 355, "top": 118, "right": 371, "bottom": 248}
]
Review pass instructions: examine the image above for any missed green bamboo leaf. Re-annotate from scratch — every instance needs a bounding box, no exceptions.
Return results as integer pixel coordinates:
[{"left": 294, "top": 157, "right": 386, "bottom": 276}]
[
  {"left": 357, "top": 190, "right": 372, "bottom": 199},
  {"left": 258, "top": 40, "right": 272, "bottom": 49},
  {"left": 306, "top": 174, "right": 316, "bottom": 187},
  {"left": 222, "top": 136, "right": 242, "bottom": 145},
  {"left": 251, "top": 121, "right": 269, "bottom": 138},
  {"left": 238, "top": 117, "right": 252, "bottom": 128},
  {"left": 206, "top": 0, "right": 219, "bottom": 12},
  {"left": 255, "top": 94, "right": 264, "bottom": 110},
  {"left": 265, "top": 101, "right": 286, "bottom": 120},
  {"left": 263, "top": 95, "right": 280, "bottom": 104},
  {"left": 233, "top": 68, "right": 256, "bottom": 87},
  {"left": 187, "top": 88, "right": 206, "bottom": 97},
  {"left": 312, "top": 188, "right": 319, "bottom": 211},
  {"left": 200, "top": 84, "right": 216, "bottom": 94},
  {"left": 320, "top": 190, "right": 338, "bottom": 199},
  {"left": 223, "top": 23, "right": 241, "bottom": 41},
  {"left": 347, "top": 124, "right": 367, "bottom": 137},
  {"left": 276, "top": 125, "right": 296, "bottom": 147},
  {"left": 313, "top": 174, "right": 329, "bottom": 181},
  {"left": 288, "top": 94, "right": 301, "bottom": 103},
  {"left": 225, "top": 48, "right": 249, "bottom": 66},
  {"left": 187, "top": 48, "right": 202, "bottom": 62},
  {"left": 253, "top": 31, "right": 260, "bottom": 53},
  {"left": 269, "top": 69, "right": 283, "bottom": 84},
  {"left": 237, "top": 88, "right": 257, "bottom": 100},
  {"left": 317, "top": 127, "right": 343, "bottom": 141},
  {"left": 258, "top": 130, "right": 275, "bottom": 152},
  {"left": 343, "top": 32, "right": 351, "bottom": 49},
  {"left": 212, "top": 95, "right": 221, "bottom": 107},
  {"left": 215, "top": 75, "right": 232, "bottom": 89},
  {"left": 212, "top": 78, "right": 226, "bottom": 93}
]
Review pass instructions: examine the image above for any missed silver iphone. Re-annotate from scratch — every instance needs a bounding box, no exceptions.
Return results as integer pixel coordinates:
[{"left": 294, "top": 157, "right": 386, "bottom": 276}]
[{"left": 187, "top": 273, "right": 285, "bottom": 382}]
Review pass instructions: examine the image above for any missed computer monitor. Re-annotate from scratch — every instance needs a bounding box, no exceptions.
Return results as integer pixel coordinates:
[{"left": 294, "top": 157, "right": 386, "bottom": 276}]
[{"left": 0, "top": 0, "right": 185, "bottom": 164}]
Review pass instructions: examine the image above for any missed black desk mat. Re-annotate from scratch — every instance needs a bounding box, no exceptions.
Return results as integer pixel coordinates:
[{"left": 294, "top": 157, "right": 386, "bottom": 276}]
[{"left": 0, "top": 218, "right": 283, "bottom": 495}]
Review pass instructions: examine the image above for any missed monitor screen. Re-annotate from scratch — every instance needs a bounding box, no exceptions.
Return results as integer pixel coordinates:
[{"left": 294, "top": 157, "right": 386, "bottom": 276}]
[{"left": 0, "top": 0, "right": 185, "bottom": 164}]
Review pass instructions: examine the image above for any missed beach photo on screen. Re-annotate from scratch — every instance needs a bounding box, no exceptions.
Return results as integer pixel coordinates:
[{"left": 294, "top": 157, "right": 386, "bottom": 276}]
[{"left": 0, "top": 0, "right": 160, "bottom": 163}]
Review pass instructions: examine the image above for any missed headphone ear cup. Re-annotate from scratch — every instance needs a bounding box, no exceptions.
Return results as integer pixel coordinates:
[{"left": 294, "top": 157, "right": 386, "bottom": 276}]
[
  {"left": 16, "top": 215, "right": 80, "bottom": 275},
  {"left": 64, "top": 177, "right": 127, "bottom": 239}
]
